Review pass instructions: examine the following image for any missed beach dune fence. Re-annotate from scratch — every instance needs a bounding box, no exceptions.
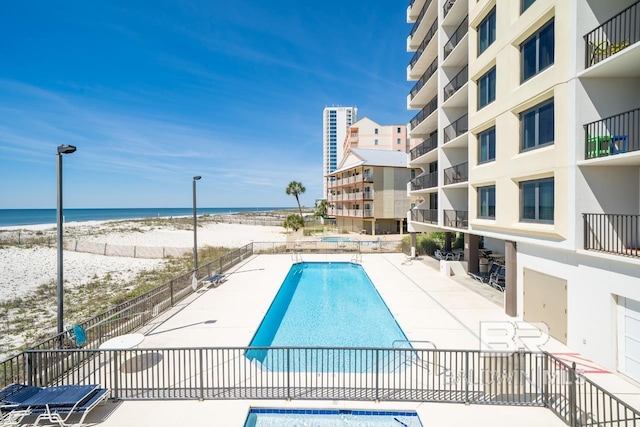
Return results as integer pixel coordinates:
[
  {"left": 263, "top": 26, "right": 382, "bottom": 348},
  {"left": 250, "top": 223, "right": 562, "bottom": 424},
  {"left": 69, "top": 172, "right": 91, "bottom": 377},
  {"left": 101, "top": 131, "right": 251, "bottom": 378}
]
[{"left": 64, "top": 240, "right": 191, "bottom": 259}]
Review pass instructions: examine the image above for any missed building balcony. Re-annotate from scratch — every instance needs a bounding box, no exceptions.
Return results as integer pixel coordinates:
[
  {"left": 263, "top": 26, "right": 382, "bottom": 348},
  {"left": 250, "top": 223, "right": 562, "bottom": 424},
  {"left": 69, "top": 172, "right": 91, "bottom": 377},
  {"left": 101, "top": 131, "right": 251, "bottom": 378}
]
[
  {"left": 443, "top": 0, "right": 456, "bottom": 18},
  {"left": 408, "top": 57, "right": 438, "bottom": 108},
  {"left": 444, "top": 15, "right": 468, "bottom": 60},
  {"left": 408, "top": 19, "right": 438, "bottom": 80},
  {"left": 410, "top": 171, "right": 438, "bottom": 191},
  {"left": 443, "top": 114, "right": 468, "bottom": 143},
  {"left": 584, "top": 1, "right": 640, "bottom": 69},
  {"left": 443, "top": 162, "right": 468, "bottom": 186},
  {"left": 409, "top": 132, "right": 438, "bottom": 161},
  {"left": 444, "top": 209, "right": 468, "bottom": 229},
  {"left": 584, "top": 108, "right": 639, "bottom": 161},
  {"left": 584, "top": 213, "right": 640, "bottom": 258},
  {"left": 411, "top": 208, "right": 438, "bottom": 224},
  {"left": 410, "top": 96, "right": 438, "bottom": 135},
  {"left": 443, "top": 64, "right": 468, "bottom": 103},
  {"left": 408, "top": 0, "right": 435, "bottom": 51}
]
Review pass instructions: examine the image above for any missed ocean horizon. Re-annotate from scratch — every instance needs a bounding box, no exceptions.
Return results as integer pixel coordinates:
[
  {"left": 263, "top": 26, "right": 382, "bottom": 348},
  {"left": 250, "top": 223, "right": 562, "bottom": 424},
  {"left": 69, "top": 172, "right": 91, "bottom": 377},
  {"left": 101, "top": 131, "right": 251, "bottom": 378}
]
[{"left": 0, "top": 207, "right": 293, "bottom": 227}]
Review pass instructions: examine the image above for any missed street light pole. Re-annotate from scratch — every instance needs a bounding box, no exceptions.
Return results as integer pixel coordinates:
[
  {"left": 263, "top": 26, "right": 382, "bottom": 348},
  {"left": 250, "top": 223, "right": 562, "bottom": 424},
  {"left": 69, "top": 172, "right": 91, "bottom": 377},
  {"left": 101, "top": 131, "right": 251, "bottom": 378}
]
[
  {"left": 57, "top": 144, "right": 76, "bottom": 343},
  {"left": 192, "top": 176, "right": 202, "bottom": 274}
]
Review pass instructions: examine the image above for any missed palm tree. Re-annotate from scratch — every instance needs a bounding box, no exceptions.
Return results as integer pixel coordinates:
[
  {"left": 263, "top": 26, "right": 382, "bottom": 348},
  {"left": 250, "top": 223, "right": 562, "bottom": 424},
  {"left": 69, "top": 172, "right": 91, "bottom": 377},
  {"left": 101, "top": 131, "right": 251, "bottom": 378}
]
[{"left": 285, "top": 181, "right": 306, "bottom": 224}]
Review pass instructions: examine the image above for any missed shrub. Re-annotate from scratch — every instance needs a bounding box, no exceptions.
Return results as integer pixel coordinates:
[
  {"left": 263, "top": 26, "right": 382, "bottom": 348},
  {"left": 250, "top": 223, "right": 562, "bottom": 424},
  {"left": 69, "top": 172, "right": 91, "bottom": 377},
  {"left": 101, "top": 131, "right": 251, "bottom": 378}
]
[{"left": 283, "top": 214, "right": 304, "bottom": 231}]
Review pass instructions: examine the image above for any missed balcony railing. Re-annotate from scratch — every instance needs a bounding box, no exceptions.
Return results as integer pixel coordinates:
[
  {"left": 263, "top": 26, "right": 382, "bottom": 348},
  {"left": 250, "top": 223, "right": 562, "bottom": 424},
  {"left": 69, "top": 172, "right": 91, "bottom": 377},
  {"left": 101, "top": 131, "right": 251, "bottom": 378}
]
[
  {"left": 410, "top": 0, "right": 433, "bottom": 37},
  {"left": 584, "top": 107, "right": 639, "bottom": 159},
  {"left": 410, "top": 95, "right": 438, "bottom": 130},
  {"left": 444, "top": 209, "right": 468, "bottom": 229},
  {"left": 444, "top": 15, "right": 468, "bottom": 59},
  {"left": 443, "top": 65, "right": 468, "bottom": 102},
  {"left": 411, "top": 208, "right": 438, "bottom": 224},
  {"left": 410, "top": 171, "right": 438, "bottom": 191},
  {"left": 410, "top": 132, "right": 438, "bottom": 160},
  {"left": 443, "top": 114, "right": 468, "bottom": 142},
  {"left": 409, "top": 19, "right": 438, "bottom": 70},
  {"left": 409, "top": 57, "right": 438, "bottom": 100},
  {"left": 443, "top": 0, "right": 456, "bottom": 17},
  {"left": 584, "top": 1, "right": 639, "bottom": 68},
  {"left": 584, "top": 213, "right": 640, "bottom": 258},
  {"left": 443, "top": 162, "right": 468, "bottom": 185}
]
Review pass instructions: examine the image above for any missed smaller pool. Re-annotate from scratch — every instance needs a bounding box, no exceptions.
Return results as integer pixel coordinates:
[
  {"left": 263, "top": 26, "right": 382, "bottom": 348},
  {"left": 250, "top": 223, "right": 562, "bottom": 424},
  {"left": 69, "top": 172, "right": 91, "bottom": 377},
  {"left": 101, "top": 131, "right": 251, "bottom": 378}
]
[
  {"left": 244, "top": 408, "right": 423, "bottom": 427},
  {"left": 320, "top": 236, "right": 353, "bottom": 243}
]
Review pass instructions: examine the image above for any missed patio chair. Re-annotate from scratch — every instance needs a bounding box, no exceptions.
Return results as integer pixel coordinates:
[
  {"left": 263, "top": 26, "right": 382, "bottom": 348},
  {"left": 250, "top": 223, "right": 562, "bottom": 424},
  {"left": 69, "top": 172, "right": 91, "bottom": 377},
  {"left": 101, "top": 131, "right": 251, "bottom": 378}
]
[
  {"left": 488, "top": 266, "right": 506, "bottom": 292},
  {"left": 204, "top": 273, "right": 228, "bottom": 287},
  {"left": 586, "top": 135, "right": 611, "bottom": 158},
  {"left": 1, "top": 383, "right": 109, "bottom": 427},
  {"left": 469, "top": 262, "right": 501, "bottom": 284}
]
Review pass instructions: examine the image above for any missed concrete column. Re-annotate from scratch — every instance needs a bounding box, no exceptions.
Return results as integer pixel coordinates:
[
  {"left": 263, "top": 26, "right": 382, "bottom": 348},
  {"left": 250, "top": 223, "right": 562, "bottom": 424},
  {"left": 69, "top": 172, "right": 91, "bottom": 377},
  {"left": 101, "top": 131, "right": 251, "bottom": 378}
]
[
  {"left": 445, "top": 232, "right": 452, "bottom": 251},
  {"left": 505, "top": 240, "right": 517, "bottom": 317},
  {"left": 465, "top": 234, "right": 479, "bottom": 274}
]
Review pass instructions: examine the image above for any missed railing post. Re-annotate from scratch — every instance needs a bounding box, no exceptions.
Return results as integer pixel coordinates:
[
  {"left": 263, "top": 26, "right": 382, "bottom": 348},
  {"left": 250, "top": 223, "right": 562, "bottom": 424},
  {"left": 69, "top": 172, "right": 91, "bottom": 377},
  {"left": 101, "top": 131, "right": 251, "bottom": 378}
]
[
  {"left": 375, "top": 349, "right": 380, "bottom": 402},
  {"left": 26, "top": 350, "right": 33, "bottom": 386},
  {"left": 465, "top": 351, "right": 470, "bottom": 404},
  {"left": 543, "top": 354, "right": 549, "bottom": 408},
  {"left": 199, "top": 348, "right": 204, "bottom": 401},
  {"left": 170, "top": 280, "right": 174, "bottom": 307},
  {"left": 286, "top": 348, "right": 291, "bottom": 401},
  {"left": 569, "top": 361, "right": 577, "bottom": 427}
]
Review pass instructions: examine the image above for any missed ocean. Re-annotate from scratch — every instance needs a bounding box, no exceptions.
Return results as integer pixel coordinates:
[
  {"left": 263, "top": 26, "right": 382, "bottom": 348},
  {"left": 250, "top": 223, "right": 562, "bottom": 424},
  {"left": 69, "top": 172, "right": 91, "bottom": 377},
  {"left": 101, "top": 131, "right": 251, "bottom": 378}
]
[{"left": 0, "top": 208, "right": 289, "bottom": 227}]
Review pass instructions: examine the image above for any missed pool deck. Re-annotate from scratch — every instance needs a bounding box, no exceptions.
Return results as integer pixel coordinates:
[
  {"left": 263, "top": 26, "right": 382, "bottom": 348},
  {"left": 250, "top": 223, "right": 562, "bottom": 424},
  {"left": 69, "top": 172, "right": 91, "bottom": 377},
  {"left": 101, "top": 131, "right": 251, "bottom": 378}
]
[{"left": 60, "top": 253, "right": 639, "bottom": 426}]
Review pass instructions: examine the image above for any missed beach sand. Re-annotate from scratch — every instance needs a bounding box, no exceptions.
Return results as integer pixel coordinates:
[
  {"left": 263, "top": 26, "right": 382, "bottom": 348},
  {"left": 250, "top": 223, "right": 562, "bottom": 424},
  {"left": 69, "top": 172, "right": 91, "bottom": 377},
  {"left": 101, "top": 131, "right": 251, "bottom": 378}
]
[{"left": 0, "top": 218, "right": 288, "bottom": 360}]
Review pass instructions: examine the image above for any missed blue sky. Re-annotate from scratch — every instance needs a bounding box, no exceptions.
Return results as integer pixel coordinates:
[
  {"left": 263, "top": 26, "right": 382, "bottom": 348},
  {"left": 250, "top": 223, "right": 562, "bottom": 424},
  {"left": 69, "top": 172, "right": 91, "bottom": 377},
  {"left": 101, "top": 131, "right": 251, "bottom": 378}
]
[{"left": 0, "top": 1, "right": 412, "bottom": 209}]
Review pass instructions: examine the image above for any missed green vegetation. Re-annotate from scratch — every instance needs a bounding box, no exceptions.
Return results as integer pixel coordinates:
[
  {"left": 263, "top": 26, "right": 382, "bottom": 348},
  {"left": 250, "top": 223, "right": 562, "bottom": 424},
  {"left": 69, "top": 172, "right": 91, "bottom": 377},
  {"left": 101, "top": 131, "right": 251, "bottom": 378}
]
[
  {"left": 285, "top": 181, "right": 306, "bottom": 225},
  {"left": 314, "top": 199, "right": 329, "bottom": 219},
  {"left": 283, "top": 214, "right": 304, "bottom": 231},
  {"left": 402, "top": 232, "right": 464, "bottom": 256}
]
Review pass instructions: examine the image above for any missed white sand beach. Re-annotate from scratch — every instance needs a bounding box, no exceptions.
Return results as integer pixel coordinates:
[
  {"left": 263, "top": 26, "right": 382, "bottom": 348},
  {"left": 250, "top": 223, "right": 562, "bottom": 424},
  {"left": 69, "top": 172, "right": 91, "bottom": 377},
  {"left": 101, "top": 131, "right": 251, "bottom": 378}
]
[{"left": 0, "top": 218, "right": 288, "bottom": 360}]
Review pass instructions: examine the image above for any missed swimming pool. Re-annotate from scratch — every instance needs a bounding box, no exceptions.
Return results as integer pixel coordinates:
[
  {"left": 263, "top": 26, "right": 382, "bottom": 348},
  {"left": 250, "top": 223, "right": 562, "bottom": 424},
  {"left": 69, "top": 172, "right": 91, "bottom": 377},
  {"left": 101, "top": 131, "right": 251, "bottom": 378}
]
[
  {"left": 243, "top": 408, "right": 424, "bottom": 427},
  {"left": 320, "top": 236, "right": 353, "bottom": 243},
  {"left": 246, "top": 262, "right": 409, "bottom": 370}
]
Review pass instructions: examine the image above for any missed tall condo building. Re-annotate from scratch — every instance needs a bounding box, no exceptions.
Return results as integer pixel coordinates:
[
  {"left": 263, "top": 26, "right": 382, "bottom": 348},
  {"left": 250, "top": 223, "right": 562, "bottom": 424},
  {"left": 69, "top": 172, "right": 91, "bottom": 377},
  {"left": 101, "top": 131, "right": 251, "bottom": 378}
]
[
  {"left": 323, "top": 106, "right": 358, "bottom": 199},
  {"left": 406, "top": 0, "right": 640, "bottom": 383}
]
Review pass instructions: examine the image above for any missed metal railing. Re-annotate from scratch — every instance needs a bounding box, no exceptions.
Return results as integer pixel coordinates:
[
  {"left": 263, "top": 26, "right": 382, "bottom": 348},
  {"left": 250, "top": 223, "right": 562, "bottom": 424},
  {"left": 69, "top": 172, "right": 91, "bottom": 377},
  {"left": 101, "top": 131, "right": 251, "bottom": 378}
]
[
  {"left": 410, "top": 171, "right": 438, "bottom": 191},
  {"left": 584, "top": 107, "right": 639, "bottom": 159},
  {"left": 409, "top": 0, "right": 433, "bottom": 38},
  {"left": 584, "top": 1, "right": 639, "bottom": 67},
  {"left": 444, "top": 162, "right": 468, "bottom": 185},
  {"left": 583, "top": 213, "right": 640, "bottom": 258},
  {"left": 409, "top": 57, "right": 438, "bottom": 100},
  {"left": 443, "top": 0, "right": 456, "bottom": 18},
  {"left": 411, "top": 209, "right": 438, "bottom": 224},
  {"left": 410, "top": 96, "right": 438, "bottom": 130},
  {"left": 444, "top": 114, "right": 468, "bottom": 142},
  {"left": 17, "top": 348, "right": 640, "bottom": 425},
  {"left": 444, "top": 209, "right": 468, "bottom": 229},
  {"left": 443, "top": 65, "right": 468, "bottom": 102},
  {"left": 409, "top": 19, "right": 438, "bottom": 70},
  {"left": 444, "top": 15, "right": 468, "bottom": 59},
  {"left": 410, "top": 133, "right": 438, "bottom": 160}
]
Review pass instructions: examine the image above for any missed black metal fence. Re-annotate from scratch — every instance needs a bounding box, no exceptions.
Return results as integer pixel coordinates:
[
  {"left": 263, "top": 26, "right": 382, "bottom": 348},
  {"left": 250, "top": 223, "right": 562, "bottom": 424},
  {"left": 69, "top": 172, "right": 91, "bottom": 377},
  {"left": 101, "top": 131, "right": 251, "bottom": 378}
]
[
  {"left": 410, "top": 57, "right": 438, "bottom": 101},
  {"left": 409, "top": 19, "right": 438, "bottom": 70},
  {"left": 443, "top": 162, "right": 468, "bottom": 185},
  {"left": 444, "top": 65, "right": 468, "bottom": 102},
  {"left": 584, "top": 1, "right": 639, "bottom": 67},
  {"left": 410, "top": 171, "right": 438, "bottom": 191},
  {"left": 583, "top": 213, "right": 640, "bottom": 258},
  {"left": 443, "top": 0, "right": 457, "bottom": 18},
  {"left": 444, "top": 15, "right": 468, "bottom": 59},
  {"left": 410, "top": 95, "right": 438, "bottom": 130},
  {"left": 444, "top": 114, "right": 468, "bottom": 143},
  {"left": 16, "top": 347, "right": 640, "bottom": 425},
  {"left": 444, "top": 210, "right": 468, "bottom": 229},
  {"left": 584, "top": 107, "right": 639, "bottom": 159},
  {"left": 409, "top": 0, "right": 433, "bottom": 38},
  {"left": 411, "top": 209, "right": 438, "bottom": 224},
  {"left": 410, "top": 132, "right": 438, "bottom": 160}
]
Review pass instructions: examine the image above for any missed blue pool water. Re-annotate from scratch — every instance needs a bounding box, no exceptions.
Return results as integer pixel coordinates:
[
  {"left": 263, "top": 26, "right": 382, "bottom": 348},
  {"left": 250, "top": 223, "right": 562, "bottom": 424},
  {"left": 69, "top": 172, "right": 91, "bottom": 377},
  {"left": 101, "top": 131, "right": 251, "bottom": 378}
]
[
  {"left": 244, "top": 408, "right": 424, "bottom": 427},
  {"left": 246, "top": 262, "right": 409, "bottom": 370},
  {"left": 320, "top": 236, "right": 352, "bottom": 243}
]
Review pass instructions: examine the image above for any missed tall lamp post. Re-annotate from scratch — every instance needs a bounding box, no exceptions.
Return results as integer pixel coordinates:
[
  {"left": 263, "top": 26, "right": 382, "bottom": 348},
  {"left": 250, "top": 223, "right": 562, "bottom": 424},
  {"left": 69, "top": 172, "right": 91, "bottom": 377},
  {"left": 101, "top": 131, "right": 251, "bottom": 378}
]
[
  {"left": 57, "top": 144, "right": 76, "bottom": 342},
  {"left": 192, "top": 176, "right": 202, "bottom": 274}
]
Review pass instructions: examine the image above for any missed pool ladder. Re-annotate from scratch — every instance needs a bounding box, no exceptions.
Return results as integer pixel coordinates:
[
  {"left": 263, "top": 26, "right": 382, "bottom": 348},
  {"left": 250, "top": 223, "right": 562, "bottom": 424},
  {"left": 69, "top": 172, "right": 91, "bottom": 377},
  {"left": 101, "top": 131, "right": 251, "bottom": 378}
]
[{"left": 291, "top": 252, "right": 303, "bottom": 264}]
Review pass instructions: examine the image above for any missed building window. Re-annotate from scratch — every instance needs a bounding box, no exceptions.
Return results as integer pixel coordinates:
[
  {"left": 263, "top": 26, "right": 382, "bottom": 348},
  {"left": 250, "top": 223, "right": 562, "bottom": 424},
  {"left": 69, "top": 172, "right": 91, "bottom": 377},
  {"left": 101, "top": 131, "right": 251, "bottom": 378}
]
[
  {"left": 478, "top": 127, "right": 496, "bottom": 163},
  {"left": 478, "top": 186, "right": 496, "bottom": 219},
  {"left": 375, "top": 139, "right": 379, "bottom": 145},
  {"left": 520, "top": 99, "right": 554, "bottom": 151},
  {"left": 477, "top": 67, "right": 496, "bottom": 109},
  {"left": 397, "top": 127, "right": 401, "bottom": 133},
  {"left": 520, "top": 178, "right": 554, "bottom": 223},
  {"left": 397, "top": 138, "right": 401, "bottom": 144},
  {"left": 521, "top": 0, "right": 535, "bottom": 13},
  {"left": 478, "top": 7, "right": 496, "bottom": 55},
  {"left": 375, "top": 128, "right": 379, "bottom": 134},
  {"left": 521, "top": 20, "right": 554, "bottom": 82}
]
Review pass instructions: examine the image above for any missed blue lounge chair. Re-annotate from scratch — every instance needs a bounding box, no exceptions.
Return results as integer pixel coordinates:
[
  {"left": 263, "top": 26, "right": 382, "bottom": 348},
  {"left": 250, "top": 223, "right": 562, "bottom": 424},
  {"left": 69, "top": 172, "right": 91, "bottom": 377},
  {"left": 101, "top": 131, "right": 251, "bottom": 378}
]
[
  {"left": 204, "top": 273, "right": 228, "bottom": 287},
  {"left": 0, "top": 383, "right": 109, "bottom": 427}
]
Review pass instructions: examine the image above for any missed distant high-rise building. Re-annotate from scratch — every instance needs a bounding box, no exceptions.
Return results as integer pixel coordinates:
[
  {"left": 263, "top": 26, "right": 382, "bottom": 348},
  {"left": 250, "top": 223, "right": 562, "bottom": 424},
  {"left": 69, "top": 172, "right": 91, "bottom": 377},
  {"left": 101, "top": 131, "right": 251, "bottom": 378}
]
[{"left": 323, "top": 106, "right": 357, "bottom": 199}]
